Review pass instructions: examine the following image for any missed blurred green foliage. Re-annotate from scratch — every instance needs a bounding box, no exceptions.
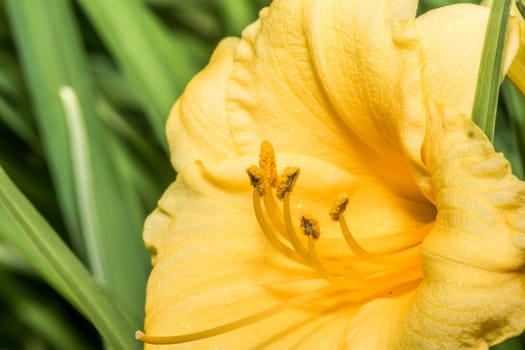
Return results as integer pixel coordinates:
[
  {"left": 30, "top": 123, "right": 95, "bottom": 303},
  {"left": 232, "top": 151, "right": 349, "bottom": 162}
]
[
  {"left": 0, "top": 0, "right": 523, "bottom": 349},
  {"left": 0, "top": 0, "right": 268, "bottom": 348}
]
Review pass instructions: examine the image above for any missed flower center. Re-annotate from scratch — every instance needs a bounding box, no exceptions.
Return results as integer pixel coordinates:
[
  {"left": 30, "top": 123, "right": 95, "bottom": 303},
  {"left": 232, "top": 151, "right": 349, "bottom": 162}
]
[
  {"left": 136, "top": 141, "right": 429, "bottom": 345},
  {"left": 246, "top": 141, "right": 426, "bottom": 301}
]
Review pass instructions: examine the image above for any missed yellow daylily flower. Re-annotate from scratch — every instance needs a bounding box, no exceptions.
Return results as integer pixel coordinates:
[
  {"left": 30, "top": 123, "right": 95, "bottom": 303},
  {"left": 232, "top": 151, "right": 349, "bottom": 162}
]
[{"left": 139, "top": 0, "right": 523, "bottom": 349}]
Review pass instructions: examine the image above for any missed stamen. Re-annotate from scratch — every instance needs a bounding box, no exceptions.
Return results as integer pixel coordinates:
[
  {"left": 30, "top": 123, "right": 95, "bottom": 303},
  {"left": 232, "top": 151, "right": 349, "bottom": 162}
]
[
  {"left": 306, "top": 234, "right": 423, "bottom": 292},
  {"left": 317, "top": 224, "right": 431, "bottom": 257},
  {"left": 282, "top": 192, "right": 310, "bottom": 262},
  {"left": 136, "top": 285, "right": 337, "bottom": 345},
  {"left": 243, "top": 141, "right": 426, "bottom": 318},
  {"left": 328, "top": 194, "right": 413, "bottom": 264},
  {"left": 328, "top": 195, "right": 376, "bottom": 259},
  {"left": 329, "top": 194, "right": 349, "bottom": 221},
  {"left": 300, "top": 215, "right": 320, "bottom": 240},
  {"left": 338, "top": 214, "right": 418, "bottom": 266},
  {"left": 246, "top": 166, "right": 267, "bottom": 196},
  {"left": 263, "top": 192, "right": 286, "bottom": 235},
  {"left": 338, "top": 214, "right": 375, "bottom": 258},
  {"left": 259, "top": 141, "right": 278, "bottom": 188},
  {"left": 306, "top": 233, "right": 368, "bottom": 289},
  {"left": 251, "top": 189, "right": 304, "bottom": 264},
  {"left": 276, "top": 167, "right": 300, "bottom": 200}
]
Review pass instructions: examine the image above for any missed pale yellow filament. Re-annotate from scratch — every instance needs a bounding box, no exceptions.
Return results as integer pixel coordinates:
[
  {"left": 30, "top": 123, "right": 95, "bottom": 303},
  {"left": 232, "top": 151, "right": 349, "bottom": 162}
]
[
  {"left": 136, "top": 285, "right": 337, "bottom": 345},
  {"left": 319, "top": 223, "right": 431, "bottom": 256},
  {"left": 307, "top": 235, "right": 369, "bottom": 289},
  {"left": 283, "top": 193, "right": 311, "bottom": 262},
  {"left": 338, "top": 215, "right": 422, "bottom": 267},
  {"left": 252, "top": 189, "right": 305, "bottom": 264},
  {"left": 263, "top": 192, "right": 287, "bottom": 235},
  {"left": 307, "top": 235, "right": 423, "bottom": 296},
  {"left": 339, "top": 215, "right": 375, "bottom": 258}
]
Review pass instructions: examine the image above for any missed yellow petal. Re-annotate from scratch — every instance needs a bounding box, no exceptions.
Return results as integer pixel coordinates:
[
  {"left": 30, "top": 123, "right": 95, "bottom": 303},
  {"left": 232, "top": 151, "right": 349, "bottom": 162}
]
[
  {"left": 144, "top": 0, "right": 525, "bottom": 348},
  {"left": 166, "top": 38, "right": 241, "bottom": 170},
  {"left": 144, "top": 136, "right": 436, "bottom": 348},
  {"left": 416, "top": 4, "right": 520, "bottom": 117},
  {"left": 226, "top": 0, "right": 425, "bottom": 189},
  {"left": 343, "top": 293, "right": 414, "bottom": 349},
  {"left": 396, "top": 105, "right": 525, "bottom": 349},
  {"left": 144, "top": 158, "right": 360, "bottom": 349}
]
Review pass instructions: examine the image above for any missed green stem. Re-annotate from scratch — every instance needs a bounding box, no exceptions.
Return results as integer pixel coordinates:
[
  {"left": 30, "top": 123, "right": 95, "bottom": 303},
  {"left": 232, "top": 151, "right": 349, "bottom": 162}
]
[{"left": 472, "top": 0, "right": 512, "bottom": 141}]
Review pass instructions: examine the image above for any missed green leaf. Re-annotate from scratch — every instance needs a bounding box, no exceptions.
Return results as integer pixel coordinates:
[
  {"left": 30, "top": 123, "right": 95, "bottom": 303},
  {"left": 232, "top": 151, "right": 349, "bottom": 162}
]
[
  {"left": 76, "top": 0, "right": 197, "bottom": 148},
  {"left": 471, "top": 0, "right": 512, "bottom": 141},
  {"left": 491, "top": 336, "right": 523, "bottom": 350},
  {"left": 217, "top": 0, "right": 257, "bottom": 35},
  {"left": 502, "top": 80, "right": 525, "bottom": 178},
  {"left": 0, "top": 266, "right": 92, "bottom": 350},
  {"left": 0, "top": 52, "right": 39, "bottom": 148},
  {"left": 0, "top": 97, "right": 37, "bottom": 149},
  {"left": 96, "top": 98, "right": 173, "bottom": 202},
  {"left": 518, "top": 0, "right": 525, "bottom": 18},
  {"left": 0, "top": 165, "right": 140, "bottom": 350},
  {"left": 6, "top": 0, "right": 149, "bottom": 326},
  {"left": 418, "top": 0, "right": 478, "bottom": 14}
]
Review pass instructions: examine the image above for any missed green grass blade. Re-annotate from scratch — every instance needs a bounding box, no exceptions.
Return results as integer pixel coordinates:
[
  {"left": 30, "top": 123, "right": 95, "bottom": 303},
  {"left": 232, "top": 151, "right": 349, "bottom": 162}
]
[
  {"left": 0, "top": 165, "right": 140, "bottom": 350},
  {"left": 0, "top": 266, "right": 92, "bottom": 350},
  {"left": 0, "top": 151, "right": 61, "bottom": 226},
  {"left": 494, "top": 101, "right": 524, "bottom": 180},
  {"left": 96, "top": 97, "right": 167, "bottom": 169},
  {"left": 217, "top": 0, "right": 257, "bottom": 35},
  {"left": 7, "top": 0, "right": 149, "bottom": 326},
  {"left": 0, "top": 51, "right": 39, "bottom": 149},
  {"left": 6, "top": 0, "right": 86, "bottom": 261},
  {"left": 59, "top": 86, "right": 104, "bottom": 279},
  {"left": 491, "top": 336, "right": 523, "bottom": 350},
  {"left": 471, "top": 0, "right": 512, "bottom": 141},
  {"left": 0, "top": 97, "right": 37, "bottom": 148},
  {"left": 502, "top": 80, "right": 525, "bottom": 177},
  {"left": 91, "top": 56, "right": 141, "bottom": 111},
  {"left": 0, "top": 51, "right": 25, "bottom": 99},
  {"left": 76, "top": 0, "right": 196, "bottom": 147},
  {"left": 0, "top": 244, "right": 32, "bottom": 273}
]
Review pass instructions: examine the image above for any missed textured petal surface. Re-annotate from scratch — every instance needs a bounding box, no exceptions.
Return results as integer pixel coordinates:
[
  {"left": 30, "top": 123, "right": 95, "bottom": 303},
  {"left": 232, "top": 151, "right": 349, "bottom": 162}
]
[
  {"left": 144, "top": 157, "right": 357, "bottom": 350},
  {"left": 343, "top": 293, "right": 415, "bottom": 349},
  {"left": 416, "top": 5, "right": 520, "bottom": 118},
  {"left": 226, "top": 0, "right": 425, "bottom": 196},
  {"left": 143, "top": 0, "right": 524, "bottom": 348},
  {"left": 166, "top": 38, "right": 241, "bottom": 170},
  {"left": 143, "top": 150, "right": 431, "bottom": 349},
  {"left": 395, "top": 106, "right": 525, "bottom": 349}
]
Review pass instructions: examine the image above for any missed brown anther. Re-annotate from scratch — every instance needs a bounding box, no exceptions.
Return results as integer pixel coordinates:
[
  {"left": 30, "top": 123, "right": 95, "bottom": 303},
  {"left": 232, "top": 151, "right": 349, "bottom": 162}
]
[
  {"left": 300, "top": 215, "right": 321, "bottom": 240},
  {"left": 276, "top": 167, "right": 300, "bottom": 200},
  {"left": 259, "top": 141, "right": 278, "bottom": 188},
  {"left": 246, "top": 165, "right": 267, "bottom": 196},
  {"left": 329, "top": 194, "right": 349, "bottom": 221}
]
